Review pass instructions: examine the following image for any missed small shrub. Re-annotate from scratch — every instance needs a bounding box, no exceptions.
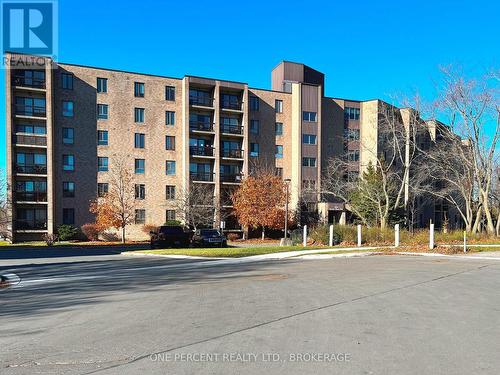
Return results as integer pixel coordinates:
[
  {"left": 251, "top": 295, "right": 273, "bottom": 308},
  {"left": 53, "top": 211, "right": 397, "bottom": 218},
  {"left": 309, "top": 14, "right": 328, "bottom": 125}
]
[
  {"left": 164, "top": 220, "right": 182, "bottom": 226},
  {"left": 310, "top": 225, "right": 343, "bottom": 245},
  {"left": 227, "top": 233, "right": 240, "bottom": 241},
  {"left": 42, "top": 233, "right": 57, "bottom": 246},
  {"left": 142, "top": 224, "right": 158, "bottom": 235},
  {"left": 57, "top": 225, "right": 78, "bottom": 241},
  {"left": 81, "top": 223, "right": 100, "bottom": 241}
]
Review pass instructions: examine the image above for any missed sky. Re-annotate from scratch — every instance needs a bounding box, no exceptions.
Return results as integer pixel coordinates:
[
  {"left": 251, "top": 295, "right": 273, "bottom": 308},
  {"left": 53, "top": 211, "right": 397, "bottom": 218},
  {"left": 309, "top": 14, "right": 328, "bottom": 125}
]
[{"left": 1, "top": 0, "right": 499, "bottom": 173}]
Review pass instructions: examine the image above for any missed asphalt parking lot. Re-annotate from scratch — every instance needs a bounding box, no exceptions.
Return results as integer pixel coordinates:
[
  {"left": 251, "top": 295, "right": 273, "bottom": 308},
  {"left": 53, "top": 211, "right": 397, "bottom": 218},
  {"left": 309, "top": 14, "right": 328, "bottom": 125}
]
[{"left": 1, "top": 253, "right": 499, "bottom": 374}]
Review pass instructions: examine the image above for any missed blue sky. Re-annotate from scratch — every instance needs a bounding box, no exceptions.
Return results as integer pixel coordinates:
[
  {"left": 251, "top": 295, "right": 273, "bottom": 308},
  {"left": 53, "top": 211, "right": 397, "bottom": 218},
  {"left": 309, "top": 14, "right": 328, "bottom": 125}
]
[{"left": 1, "top": 0, "right": 499, "bottom": 172}]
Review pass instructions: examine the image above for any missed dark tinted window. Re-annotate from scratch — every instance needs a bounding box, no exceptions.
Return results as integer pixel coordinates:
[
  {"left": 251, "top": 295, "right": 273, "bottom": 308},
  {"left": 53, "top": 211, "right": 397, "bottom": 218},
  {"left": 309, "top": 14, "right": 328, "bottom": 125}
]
[
  {"left": 159, "top": 226, "right": 184, "bottom": 234},
  {"left": 200, "top": 229, "right": 220, "bottom": 236}
]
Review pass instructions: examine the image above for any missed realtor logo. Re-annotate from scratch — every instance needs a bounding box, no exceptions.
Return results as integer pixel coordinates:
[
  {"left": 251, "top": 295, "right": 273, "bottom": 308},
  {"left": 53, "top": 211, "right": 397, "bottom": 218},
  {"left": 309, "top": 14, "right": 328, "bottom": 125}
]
[{"left": 1, "top": 0, "right": 58, "bottom": 66}]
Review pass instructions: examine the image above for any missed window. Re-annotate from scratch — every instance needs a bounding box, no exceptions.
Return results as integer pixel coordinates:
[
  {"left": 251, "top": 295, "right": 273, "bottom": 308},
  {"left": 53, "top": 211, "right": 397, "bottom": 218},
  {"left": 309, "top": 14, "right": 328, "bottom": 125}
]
[
  {"left": 275, "top": 99, "right": 283, "bottom": 113},
  {"left": 63, "top": 208, "right": 75, "bottom": 225},
  {"left": 62, "top": 128, "right": 74, "bottom": 144},
  {"left": 275, "top": 167, "right": 283, "bottom": 177},
  {"left": 302, "top": 134, "right": 317, "bottom": 144},
  {"left": 302, "top": 111, "right": 317, "bottom": 122},
  {"left": 344, "top": 128, "right": 360, "bottom": 141},
  {"left": 97, "top": 78, "right": 107, "bottom": 93},
  {"left": 275, "top": 122, "right": 283, "bottom": 136},
  {"left": 250, "top": 120, "right": 259, "bottom": 134},
  {"left": 98, "top": 157, "right": 108, "bottom": 172},
  {"left": 63, "top": 155, "right": 74, "bottom": 171},
  {"left": 97, "top": 104, "right": 108, "bottom": 119},
  {"left": 15, "top": 96, "right": 46, "bottom": 117},
  {"left": 348, "top": 150, "right": 360, "bottom": 162},
  {"left": 135, "top": 209, "right": 146, "bottom": 224},
  {"left": 62, "top": 101, "right": 74, "bottom": 117},
  {"left": 165, "top": 111, "right": 175, "bottom": 126},
  {"left": 166, "top": 210, "right": 176, "bottom": 221},
  {"left": 134, "top": 133, "right": 145, "bottom": 149},
  {"left": 97, "top": 183, "right": 108, "bottom": 197},
  {"left": 135, "top": 184, "right": 145, "bottom": 200},
  {"left": 134, "top": 108, "right": 145, "bottom": 123},
  {"left": 302, "top": 180, "right": 316, "bottom": 190},
  {"left": 16, "top": 123, "right": 46, "bottom": 134},
  {"left": 61, "top": 73, "right": 73, "bottom": 90},
  {"left": 344, "top": 107, "right": 360, "bottom": 120},
  {"left": 166, "top": 160, "right": 176, "bottom": 175},
  {"left": 166, "top": 185, "right": 175, "bottom": 200},
  {"left": 97, "top": 130, "right": 108, "bottom": 145},
  {"left": 250, "top": 143, "right": 259, "bottom": 157},
  {"left": 250, "top": 96, "right": 259, "bottom": 111},
  {"left": 165, "top": 136, "right": 175, "bottom": 150},
  {"left": 134, "top": 82, "right": 145, "bottom": 97},
  {"left": 165, "top": 86, "right": 175, "bottom": 101},
  {"left": 302, "top": 157, "right": 316, "bottom": 167},
  {"left": 135, "top": 159, "right": 145, "bottom": 174},
  {"left": 63, "top": 182, "right": 75, "bottom": 197},
  {"left": 275, "top": 145, "right": 283, "bottom": 158}
]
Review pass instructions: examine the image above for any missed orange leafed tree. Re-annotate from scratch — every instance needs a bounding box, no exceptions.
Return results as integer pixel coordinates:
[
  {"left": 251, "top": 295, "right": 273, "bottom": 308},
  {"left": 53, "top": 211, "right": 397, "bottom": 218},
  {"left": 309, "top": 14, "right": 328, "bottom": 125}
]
[
  {"left": 89, "top": 157, "right": 136, "bottom": 243},
  {"left": 232, "top": 172, "right": 289, "bottom": 239}
]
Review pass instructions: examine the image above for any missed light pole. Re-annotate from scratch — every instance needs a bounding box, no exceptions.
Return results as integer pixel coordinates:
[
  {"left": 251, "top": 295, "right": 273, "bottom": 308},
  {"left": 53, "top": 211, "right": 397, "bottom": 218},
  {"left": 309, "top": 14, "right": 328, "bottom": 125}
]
[{"left": 284, "top": 178, "right": 291, "bottom": 239}]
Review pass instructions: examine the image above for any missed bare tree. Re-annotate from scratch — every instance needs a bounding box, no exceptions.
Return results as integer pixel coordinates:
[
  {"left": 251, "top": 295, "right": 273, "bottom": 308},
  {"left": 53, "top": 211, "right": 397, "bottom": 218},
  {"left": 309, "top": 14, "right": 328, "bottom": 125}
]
[
  {"left": 174, "top": 182, "right": 216, "bottom": 230},
  {"left": 90, "top": 156, "right": 135, "bottom": 243},
  {"left": 323, "top": 100, "right": 426, "bottom": 229},
  {"left": 0, "top": 169, "right": 12, "bottom": 240},
  {"left": 418, "top": 67, "right": 499, "bottom": 233}
]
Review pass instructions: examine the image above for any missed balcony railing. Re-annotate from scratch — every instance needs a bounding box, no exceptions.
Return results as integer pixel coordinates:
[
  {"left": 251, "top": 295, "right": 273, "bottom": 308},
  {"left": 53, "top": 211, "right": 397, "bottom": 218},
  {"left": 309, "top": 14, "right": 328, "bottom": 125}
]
[
  {"left": 221, "top": 99, "right": 242, "bottom": 111},
  {"left": 190, "top": 121, "right": 214, "bottom": 132},
  {"left": 190, "top": 172, "right": 214, "bottom": 182},
  {"left": 15, "top": 219, "right": 47, "bottom": 230},
  {"left": 190, "top": 146, "right": 214, "bottom": 157},
  {"left": 15, "top": 191, "right": 47, "bottom": 202},
  {"left": 13, "top": 134, "right": 47, "bottom": 146},
  {"left": 221, "top": 149, "right": 243, "bottom": 158},
  {"left": 15, "top": 164, "right": 47, "bottom": 174},
  {"left": 189, "top": 96, "right": 214, "bottom": 107},
  {"left": 220, "top": 124, "right": 243, "bottom": 135},
  {"left": 12, "top": 75, "right": 46, "bottom": 89},
  {"left": 15, "top": 104, "right": 46, "bottom": 117},
  {"left": 220, "top": 174, "right": 243, "bottom": 183}
]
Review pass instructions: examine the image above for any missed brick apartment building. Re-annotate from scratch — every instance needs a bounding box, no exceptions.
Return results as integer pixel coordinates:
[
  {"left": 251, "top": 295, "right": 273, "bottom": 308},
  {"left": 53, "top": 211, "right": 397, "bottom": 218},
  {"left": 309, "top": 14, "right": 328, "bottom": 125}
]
[{"left": 4, "top": 53, "right": 459, "bottom": 242}]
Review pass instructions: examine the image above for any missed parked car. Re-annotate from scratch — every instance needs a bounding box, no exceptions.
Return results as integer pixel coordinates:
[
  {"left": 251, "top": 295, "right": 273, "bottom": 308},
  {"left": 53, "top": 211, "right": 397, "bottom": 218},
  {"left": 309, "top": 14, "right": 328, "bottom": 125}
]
[
  {"left": 191, "top": 229, "right": 227, "bottom": 247},
  {"left": 150, "top": 226, "right": 191, "bottom": 249}
]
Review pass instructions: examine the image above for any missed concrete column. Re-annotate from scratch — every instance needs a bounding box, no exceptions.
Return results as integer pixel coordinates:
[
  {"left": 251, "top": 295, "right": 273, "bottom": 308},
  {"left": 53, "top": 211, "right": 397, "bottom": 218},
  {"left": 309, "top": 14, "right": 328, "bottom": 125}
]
[
  {"left": 357, "top": 225, "right": 362, "bottom": 247},
  {"left": 329, "top": 224, "right": 334, "bottom": 247},
  {"left": 303, "top": 225, "right": 307, "bottom": 247},
  {"left": 429, "top": 223, "right": 434, "bottom": 249},
  {"left": 394, "top": 224, "right": 400, "bottom": 247}
]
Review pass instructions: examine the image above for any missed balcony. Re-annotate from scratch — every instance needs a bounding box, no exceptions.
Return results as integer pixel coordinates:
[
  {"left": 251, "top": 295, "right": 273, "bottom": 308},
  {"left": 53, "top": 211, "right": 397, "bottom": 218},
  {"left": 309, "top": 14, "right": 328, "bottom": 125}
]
[
  {"left": 221, "top": 149, "right": 243, "bottom": 159},
  {"left": 15, "top": 191, "right": 48, "bottom": 202},
  {"left": 15, "top": 164, "right": 47, "bottom": 175},
  {"left": 13, "top": 134, "right": 47, "bottom": 147},
  {"left": 190, "top": 172, "right": 214, "bottom": 182},
  {"left": 221, "top": 174, "right": 243, "bottom": 183},
  {"left": 220, "top": 124, "right": 243, "bottom": 135},
  {"left": 189, "top": 96, "right": 214, "bottom": 107},
  {"left": 12, "top": 75, "right": 46, "bottom": 89},
  {"left": 190, "top": 121, "right": 214, "bottom": 132},
  {"left": 15, "top": 104, "right": 46, "bottom": 118},
  {"left": 190, "top": 146, "right": 214, "bottom": 157},
  {"left": 15, "top": 219, "right": 47, "bottom": 231},
  {"left": 220, "top": 99, "right": 242, "bottom": 111}
]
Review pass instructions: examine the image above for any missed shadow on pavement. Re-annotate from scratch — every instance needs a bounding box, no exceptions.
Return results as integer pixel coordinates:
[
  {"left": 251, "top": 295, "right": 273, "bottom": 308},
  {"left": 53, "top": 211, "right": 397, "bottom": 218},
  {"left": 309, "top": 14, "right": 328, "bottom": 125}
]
[{"left": 0, "top": 244, "right": 147, "bottom": 260}]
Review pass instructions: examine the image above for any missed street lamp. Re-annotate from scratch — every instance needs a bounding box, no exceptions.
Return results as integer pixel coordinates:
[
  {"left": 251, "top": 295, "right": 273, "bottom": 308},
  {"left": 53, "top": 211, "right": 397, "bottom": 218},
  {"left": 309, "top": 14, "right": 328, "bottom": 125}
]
[{"left": 284, "top": 178, "right": 291, "bottom": 240}]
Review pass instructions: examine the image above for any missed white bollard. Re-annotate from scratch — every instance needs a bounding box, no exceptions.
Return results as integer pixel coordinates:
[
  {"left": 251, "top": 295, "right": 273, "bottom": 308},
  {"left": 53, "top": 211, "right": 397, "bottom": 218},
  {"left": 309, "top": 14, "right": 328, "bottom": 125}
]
[
  {"left": 463, "top": 231, "right": 467, "bottom": 253},
  {"left": 329, "top": 225, "right": 334, "bottom": 247},
  {"left": 303, "top": 225, "right": 307, "bottom": 247},
  {"left": 357, "top": 225, "right": 362, "bottom": 247},
  {"left": 394, "top": 224, "right": 400, "bottom": 247},
  {"left": 429, "top": 223, "right": 434, "bottom": 249}
]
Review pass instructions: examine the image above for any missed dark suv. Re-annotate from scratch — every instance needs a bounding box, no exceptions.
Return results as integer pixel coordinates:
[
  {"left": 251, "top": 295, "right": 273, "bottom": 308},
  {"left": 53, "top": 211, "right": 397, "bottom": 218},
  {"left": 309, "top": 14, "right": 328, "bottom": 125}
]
[
  {"left": 150, "top": 226, "right": 191, "bottom": 249},
  {"left": 191, "top": 229, "right": 227, "bottom": 248}
]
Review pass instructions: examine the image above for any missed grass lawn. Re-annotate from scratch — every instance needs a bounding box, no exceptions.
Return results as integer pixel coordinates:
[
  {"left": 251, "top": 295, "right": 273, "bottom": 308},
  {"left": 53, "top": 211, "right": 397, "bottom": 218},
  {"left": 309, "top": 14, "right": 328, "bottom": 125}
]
[{"left": 131, "top": 245, "right": 326, "bottom": 258}]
